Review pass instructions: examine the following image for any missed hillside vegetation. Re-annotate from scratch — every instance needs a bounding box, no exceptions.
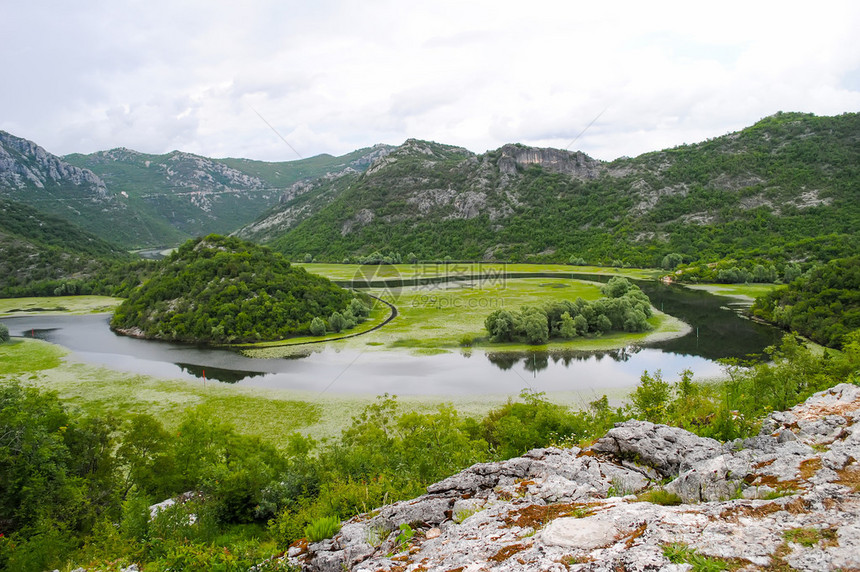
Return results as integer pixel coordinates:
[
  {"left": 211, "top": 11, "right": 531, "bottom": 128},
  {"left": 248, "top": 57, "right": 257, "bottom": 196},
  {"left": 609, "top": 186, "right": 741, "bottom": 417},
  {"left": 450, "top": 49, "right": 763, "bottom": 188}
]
[
  {"left": 63, "top": 145, "right": 392, "bottom": 244},
  {"left": 110, "top": 235, "right": 357, "bottom": 343},
  {"left": 752, "top": 255, "right": 860, "bottom": 348},
  {"left": 243, "top": 112, "right": 858, "bottom": 268},
  {"left": 0, "top": 199, "right": 138, "bottom": 297}
]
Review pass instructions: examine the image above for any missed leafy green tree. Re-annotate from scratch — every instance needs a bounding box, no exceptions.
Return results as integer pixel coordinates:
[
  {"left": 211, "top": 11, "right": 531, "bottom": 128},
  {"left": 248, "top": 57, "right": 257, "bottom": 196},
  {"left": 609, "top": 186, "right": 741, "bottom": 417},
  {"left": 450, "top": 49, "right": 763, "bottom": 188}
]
[
  {"left": 329, "top": 311, "right": 347, "bottom": 333},
  {"left": 573, "top": 314, "right": 588, "bottom": 336},
  {"left": 116, "top": 414, "right": 173, "bottom": 498},
  {"left": 661, "top": 253, "right": 683, "bottom": 270},
  {"left": 517, "top": 307, "right": 549, "bottom": 344},
  {"left": 601, "top": 276, "right": 633, "bottom": 298},
  {"left": 309, "top": 317, "right": 326, "bottom": 336},
  {"left": 349, "top": 298, "right": 370, "bottom": 320},
  {"left": 629, "top": 370, "right": 672, "bottom": 423},
  {"left": 558, "top": 312, "right": 578, "bottom": 339},
  {"left": 485, "top": 309, "right": 515, "bottom": 342},
  {"left": 783, "top": 263, "right": 802, "bottom": 283}
]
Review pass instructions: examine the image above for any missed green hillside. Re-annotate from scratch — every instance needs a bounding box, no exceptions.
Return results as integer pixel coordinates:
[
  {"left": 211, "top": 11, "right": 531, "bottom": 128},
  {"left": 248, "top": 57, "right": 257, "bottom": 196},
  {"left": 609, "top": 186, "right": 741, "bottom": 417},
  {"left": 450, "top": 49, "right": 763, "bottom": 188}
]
[
  {"left": 0, "top": 199, "right": 133, "bottom": 296},
  {"left": 0, "top": 131, "right": 174, "bottom": 247},
  {"left": 110, "top": 235, "right": 357, "bottom": 343},
  {"left": 752, "top": 255, "right": 860, "bottom": 348},
  {"left": 249, "top": 112, "right": 858, "bottom": 268},
  {"left": 63, "top": 145, "right": 393, "bottom": 243}
]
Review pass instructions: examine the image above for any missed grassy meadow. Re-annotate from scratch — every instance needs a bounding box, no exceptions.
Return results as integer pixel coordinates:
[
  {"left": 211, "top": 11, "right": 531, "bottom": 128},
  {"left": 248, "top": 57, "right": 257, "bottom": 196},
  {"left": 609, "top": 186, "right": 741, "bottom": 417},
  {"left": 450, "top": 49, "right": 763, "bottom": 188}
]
[{"left": 0, "top": 295, "right": 122, "bottom": 316}]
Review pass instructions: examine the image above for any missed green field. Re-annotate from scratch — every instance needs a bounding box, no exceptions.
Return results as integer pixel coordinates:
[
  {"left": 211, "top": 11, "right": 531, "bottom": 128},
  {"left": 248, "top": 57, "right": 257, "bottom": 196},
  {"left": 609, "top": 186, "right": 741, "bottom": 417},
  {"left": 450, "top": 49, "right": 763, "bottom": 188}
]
[
  {"left": 682, "top": 283, "right": 781, "bottom": 302},
  {"left": 0, "top": 295, "right": 122, "bottom": 316},
  {"left": 296, "top": 261, "right": 661, "bottom": 282},
  {"left": 244, "top": 275, "right": 687, "bottom": 358}
]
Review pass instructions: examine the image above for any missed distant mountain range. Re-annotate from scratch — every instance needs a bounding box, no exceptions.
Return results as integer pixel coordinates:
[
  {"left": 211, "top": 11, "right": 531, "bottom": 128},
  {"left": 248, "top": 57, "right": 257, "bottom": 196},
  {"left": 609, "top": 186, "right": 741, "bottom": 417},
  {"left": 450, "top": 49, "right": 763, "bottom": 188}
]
[
  {"left": 239, "top": 112, "right": 859, "bottom": 266},
  {"left": 0, "top": 129, "right": 392, "bottom": 248},
  {"left": 1, "top": 112, "right": 857, "bottom": 274}
]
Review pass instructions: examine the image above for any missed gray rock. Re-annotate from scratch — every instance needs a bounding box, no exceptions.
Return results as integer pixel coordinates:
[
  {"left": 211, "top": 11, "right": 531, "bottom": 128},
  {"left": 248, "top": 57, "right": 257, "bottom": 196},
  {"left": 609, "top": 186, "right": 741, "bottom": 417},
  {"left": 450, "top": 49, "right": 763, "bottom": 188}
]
[
  {"left": 591, "top": 420, "right": 724, "bottom": 478},
  {"left": 542, "top": 516, "right": 618, "bottom": 549},
  {"left": 292, "top": 385, "right": 860, "bottom": 572}
]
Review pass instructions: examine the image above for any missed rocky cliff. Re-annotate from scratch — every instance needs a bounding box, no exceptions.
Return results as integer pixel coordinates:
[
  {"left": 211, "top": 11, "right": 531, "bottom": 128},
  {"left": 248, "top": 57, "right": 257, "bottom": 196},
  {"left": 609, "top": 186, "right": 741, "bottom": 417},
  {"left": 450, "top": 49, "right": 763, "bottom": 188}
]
[
  {"left": 289, "top": 384, "right": 860, "bottom": 571},
  {"left": 0, "top": 131, "right": 107, "bottom": 194}
]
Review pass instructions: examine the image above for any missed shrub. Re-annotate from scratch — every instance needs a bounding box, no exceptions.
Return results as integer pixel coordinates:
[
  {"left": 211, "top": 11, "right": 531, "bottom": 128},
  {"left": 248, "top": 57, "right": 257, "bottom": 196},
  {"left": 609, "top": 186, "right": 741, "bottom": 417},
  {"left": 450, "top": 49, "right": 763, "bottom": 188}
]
[
  {"left": 304, "top": 515, "right": 341, "bottom": 543},
  {"left": 0, "top": 323, "right": 8, "bottom": 343},
  {"left": 629, "top": 370, "right": 672, "bottom": 423},
  {"left": 309, "top": 317, "right": 326, "bottom": 336},
  {"left": 636, "top": 489, "right": 682, "bottom": 506}
]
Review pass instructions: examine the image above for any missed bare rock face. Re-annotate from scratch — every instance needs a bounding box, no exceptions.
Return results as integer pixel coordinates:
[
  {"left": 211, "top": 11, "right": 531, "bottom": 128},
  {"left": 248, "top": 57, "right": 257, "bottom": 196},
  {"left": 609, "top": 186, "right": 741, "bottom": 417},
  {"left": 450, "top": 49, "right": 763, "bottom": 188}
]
[
  {"left": 496, "top": 144, "right": 603, "bottom": 180},
  {"left": 0, "top": 130, "right": 108, "bottom": 195},
  {"left": 289, "top": 384, "right": 860, "bottom": 571}
]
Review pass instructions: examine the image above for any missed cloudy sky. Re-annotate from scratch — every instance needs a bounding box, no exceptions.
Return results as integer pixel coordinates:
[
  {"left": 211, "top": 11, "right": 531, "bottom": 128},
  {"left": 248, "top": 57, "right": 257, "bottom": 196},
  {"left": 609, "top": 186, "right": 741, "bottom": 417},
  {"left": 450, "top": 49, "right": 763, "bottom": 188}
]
[{"left": 3, "top": 1, "right": 859, "bottom": 162}]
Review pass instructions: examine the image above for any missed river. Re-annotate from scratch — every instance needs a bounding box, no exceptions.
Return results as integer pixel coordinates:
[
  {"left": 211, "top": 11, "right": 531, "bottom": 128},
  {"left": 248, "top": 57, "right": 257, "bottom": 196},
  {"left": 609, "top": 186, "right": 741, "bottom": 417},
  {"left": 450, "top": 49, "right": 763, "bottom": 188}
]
[{"left": 0, "top": 282, "right": 782, "bottom": 397}]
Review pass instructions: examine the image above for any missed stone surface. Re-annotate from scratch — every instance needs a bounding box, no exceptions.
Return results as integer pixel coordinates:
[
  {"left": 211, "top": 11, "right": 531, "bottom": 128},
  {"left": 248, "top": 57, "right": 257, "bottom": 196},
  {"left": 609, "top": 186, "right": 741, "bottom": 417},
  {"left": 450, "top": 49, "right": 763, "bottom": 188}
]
[
  {"left": 289, "top": 384, "right": 860, "bottom": 571},
  {"left": 541, "top": 516, "right": 618, "bottom": 549}
]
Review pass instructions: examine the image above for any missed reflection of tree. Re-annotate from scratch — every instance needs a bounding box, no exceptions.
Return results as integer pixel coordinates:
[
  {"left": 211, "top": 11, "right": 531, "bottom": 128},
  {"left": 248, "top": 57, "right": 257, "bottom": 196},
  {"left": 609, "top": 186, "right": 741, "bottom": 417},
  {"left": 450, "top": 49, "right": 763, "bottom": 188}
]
[
  {"left": 486, "top": 344, "right": 648, "bottom": 372},
  {"left": 523, "top": 352, "right": 549, "bottom": 373},
  {"left": 485, "top": 352, "right": 519, "bottom": 371},
  {"left": 176, "top": 363, "right": 264, "bottom": 384}
]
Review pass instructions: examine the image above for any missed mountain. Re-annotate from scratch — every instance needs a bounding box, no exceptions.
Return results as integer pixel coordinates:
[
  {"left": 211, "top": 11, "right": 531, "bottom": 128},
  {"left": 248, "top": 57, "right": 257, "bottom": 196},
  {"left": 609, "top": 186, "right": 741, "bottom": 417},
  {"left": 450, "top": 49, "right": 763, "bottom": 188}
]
[
  {"left": 0, "top": 199, "right": 131, "bottom": 296},
  {"left": 0, "top": 131, "right": 174, "bottom": 247},
  {"left": 64, "top": 144, "right": 393, "bottom": 244},
  {"left": 241, "top": 112, "right": 859, "bottom": 266},
  {"left": 0, "top": 129, "right": 393, "bottom": 249}
]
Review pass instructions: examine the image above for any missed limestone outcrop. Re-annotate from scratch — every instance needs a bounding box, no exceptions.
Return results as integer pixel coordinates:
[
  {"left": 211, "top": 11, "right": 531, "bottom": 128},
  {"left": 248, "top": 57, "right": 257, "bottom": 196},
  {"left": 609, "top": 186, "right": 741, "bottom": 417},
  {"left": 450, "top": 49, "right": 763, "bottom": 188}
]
[{"left": 289, "top": 384, "right": 860, "bottom": 571}]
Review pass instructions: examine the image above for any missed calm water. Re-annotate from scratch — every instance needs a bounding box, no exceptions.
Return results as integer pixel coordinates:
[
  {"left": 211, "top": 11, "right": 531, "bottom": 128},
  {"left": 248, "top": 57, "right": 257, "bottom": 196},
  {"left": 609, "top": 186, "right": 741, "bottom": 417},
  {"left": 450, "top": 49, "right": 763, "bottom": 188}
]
[{"left": 1, "top": 283, "right": 782, "bottom": 396}]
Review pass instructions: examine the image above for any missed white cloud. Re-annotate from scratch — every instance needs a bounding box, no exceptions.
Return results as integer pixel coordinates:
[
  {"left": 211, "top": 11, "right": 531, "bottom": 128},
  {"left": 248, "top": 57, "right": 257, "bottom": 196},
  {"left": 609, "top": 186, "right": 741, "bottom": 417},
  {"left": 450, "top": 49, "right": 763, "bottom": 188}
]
[{"left": 1, "top": 0, "right": 858, "bottom": 162}]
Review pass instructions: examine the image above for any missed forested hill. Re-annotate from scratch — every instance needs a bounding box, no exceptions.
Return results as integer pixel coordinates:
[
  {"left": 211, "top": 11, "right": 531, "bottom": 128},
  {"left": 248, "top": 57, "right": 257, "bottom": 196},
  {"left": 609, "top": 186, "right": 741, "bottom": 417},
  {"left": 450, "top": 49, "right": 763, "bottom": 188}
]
[
  {"left": 0, "top": 200, "right": 132, "bottom": 297},
  {"left": 110, "top": 235, "right": 356, "bottom": 343},
  {"left": 240, "top": 112, "right": 859, "bottom": 266}
]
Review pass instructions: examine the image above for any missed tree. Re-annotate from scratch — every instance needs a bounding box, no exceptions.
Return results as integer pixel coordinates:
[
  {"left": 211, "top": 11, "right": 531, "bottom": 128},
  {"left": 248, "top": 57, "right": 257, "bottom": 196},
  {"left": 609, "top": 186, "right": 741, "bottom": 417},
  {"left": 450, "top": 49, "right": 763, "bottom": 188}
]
[
  {"left": 558, "top": 312, "right": 578, "bottom": 339},
  {"left": 601, "top": 276, "right": 633, "bottom": 298},
  {"left": 517, "top": 308, "right": 549, "bottom": 344},
  {"left": 629, "top": 370, "right": 671, "bottom": 423},
  {"left": 309, "top": 317, "right": 326, "bottom": 336},
  {"left": 573, "top": 314, "right": 589, "bottom": 336},
  {"left": 661, "top": 253, "right": 683, "bottom": 270},
  {"left": 485, "top": 309, "right": 515, "bottom": 342},
  {"left": 329, "top": 311, "right": 347, "bottom": 333}
]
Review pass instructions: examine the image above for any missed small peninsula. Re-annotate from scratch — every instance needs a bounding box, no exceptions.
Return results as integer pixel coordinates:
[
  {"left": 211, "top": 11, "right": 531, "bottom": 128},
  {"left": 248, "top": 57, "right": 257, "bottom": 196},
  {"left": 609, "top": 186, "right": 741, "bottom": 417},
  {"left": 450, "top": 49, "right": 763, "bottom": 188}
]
[{"left": 110, "top": 235, "right": 359, "bottom": 344}]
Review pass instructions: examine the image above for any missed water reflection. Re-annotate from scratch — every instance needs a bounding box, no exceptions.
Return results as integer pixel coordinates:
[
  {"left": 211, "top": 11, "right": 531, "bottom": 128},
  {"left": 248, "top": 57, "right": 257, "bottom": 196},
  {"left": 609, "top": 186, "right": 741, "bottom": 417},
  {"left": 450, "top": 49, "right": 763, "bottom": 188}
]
[
  {"left": 175, "top": 363, "right": 266, "bottom": 384},
  {"left": 488, "top": 345, "right": 644, "bottom": 374}
]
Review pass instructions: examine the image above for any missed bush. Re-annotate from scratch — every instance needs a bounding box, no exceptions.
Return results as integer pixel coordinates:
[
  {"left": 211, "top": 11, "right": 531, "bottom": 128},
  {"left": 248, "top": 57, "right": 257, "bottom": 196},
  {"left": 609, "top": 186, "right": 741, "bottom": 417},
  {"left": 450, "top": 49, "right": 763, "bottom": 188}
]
[
  {"left": 0, "top": 323, "right": 8, "bottom": 343},
  {"left": 304, "top": 515, "right": 341, "bottom": 542},
  {"left": 629, "top": 370, "right": 671, "bottom": 423},
  {"left": 309, "top": 317, "right": 326, "bottom": 336},
  {"left": 636, "top": 489, "right": 682, "bottom": 506}
]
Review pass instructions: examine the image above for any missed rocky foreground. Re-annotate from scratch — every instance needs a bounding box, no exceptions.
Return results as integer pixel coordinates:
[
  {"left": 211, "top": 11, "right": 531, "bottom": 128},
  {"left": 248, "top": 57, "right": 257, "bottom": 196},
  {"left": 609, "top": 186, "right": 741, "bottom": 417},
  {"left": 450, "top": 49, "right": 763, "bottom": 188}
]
[{"left": 289, "top": 384, "right": 860, "bottom": 571}]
